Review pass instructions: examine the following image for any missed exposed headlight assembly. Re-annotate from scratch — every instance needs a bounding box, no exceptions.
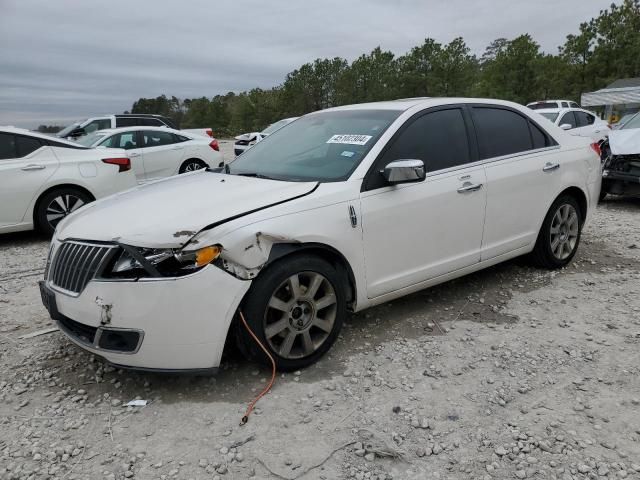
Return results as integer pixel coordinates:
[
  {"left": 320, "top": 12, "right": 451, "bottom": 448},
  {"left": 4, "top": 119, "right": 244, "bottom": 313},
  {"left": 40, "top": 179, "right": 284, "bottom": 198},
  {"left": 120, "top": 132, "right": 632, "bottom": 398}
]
[{"left": 106, "top": 245, "right": 222, "bottom": 279}]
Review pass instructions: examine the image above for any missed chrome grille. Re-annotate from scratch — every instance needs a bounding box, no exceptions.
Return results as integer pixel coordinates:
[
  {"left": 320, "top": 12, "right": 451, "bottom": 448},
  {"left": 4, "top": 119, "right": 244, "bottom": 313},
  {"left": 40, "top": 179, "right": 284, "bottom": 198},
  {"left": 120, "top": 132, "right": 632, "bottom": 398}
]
[{"left": 50, "top": 241, "right": 114, "bottom": 295}]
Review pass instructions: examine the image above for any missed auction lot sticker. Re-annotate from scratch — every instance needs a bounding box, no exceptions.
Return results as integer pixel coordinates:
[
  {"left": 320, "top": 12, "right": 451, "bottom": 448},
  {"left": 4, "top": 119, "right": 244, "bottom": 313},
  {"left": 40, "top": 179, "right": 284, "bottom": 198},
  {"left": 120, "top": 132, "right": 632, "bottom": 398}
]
[{"left": 327, "top": 134, "right": 372, "bottom": 146}]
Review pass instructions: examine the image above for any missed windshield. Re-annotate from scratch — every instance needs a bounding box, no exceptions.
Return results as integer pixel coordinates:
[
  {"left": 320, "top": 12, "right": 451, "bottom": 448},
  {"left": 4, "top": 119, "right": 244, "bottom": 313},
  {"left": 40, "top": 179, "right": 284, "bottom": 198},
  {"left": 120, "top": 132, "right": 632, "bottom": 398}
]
[
  {"left": 621, "top": 112, "right": 640, "bottom": 130},
  {"left": 76, "top": 131, "right": 107, "bottom": 147},
  {"left": 261, "top": 119, "right": 293, "bottom": 135},
  {"left": 540, "top": 112, "right": 559, "bottom": 122},
  {"left": 227, "top": 109, "right": 401, "bottom": 182},
  {"left": 57, "top": 121, "right": 81, "bottom": 137}
]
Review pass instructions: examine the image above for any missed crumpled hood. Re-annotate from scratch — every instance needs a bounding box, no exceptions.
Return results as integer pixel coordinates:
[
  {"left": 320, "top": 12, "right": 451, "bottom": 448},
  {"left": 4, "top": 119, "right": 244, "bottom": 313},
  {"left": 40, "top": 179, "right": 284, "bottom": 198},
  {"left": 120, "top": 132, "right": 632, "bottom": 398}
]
[
  {"left": 609, "top": 129, "right": 640, "bottom": 155},
  {"left": 234, "top": 132, "right": 260, "bottom": 142},
  {"left": 56, "top": 172, "right": 317, "bottom": 248}
]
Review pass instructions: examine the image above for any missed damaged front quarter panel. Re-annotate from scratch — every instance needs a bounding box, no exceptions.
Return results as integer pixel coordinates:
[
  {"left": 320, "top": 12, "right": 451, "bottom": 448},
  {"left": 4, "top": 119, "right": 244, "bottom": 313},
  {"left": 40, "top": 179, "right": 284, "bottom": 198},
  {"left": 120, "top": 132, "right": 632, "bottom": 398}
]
[{"left": 189, "top": 230, "right": 299, "bottom": 280}]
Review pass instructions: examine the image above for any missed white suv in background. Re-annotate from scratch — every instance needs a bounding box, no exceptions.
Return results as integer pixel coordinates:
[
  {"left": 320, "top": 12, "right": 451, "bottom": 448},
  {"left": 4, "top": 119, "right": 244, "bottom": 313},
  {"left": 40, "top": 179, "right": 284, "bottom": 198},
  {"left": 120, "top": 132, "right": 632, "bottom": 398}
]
[
  {"left": 40, "top": 98, "right": 601, "bottom": 372},
  {"left": 536, "top": 108, "right": 610, "bottom": 142},
  {"left": 77, "top": 127, "right": 223, "bottom": 183},
  {"left": 57, "top": 114, "right": 178, "bottom": 140},
  {"left": 0, "top": 127, "right": 136, "bottom": 235}
]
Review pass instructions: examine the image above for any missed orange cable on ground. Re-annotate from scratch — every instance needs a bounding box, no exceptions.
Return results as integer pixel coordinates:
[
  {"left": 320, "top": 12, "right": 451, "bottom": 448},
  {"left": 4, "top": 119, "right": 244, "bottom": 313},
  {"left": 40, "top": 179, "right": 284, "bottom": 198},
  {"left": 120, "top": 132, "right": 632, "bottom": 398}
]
[{"left": 239, "top": 310, "right": 276, "bottom": 425}]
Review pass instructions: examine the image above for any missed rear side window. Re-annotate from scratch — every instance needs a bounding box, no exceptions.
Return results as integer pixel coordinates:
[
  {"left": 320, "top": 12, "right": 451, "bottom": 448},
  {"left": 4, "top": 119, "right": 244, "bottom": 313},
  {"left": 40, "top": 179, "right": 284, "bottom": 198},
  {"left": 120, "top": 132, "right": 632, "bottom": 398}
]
[
  {"left": 561, "top": 102, "right": 569, "bottom": 108},
  {"left": 0, "top": 133, "right": 17, "bottom": 160},
  {"left": 142, "top": 130, "right": 176, "bottom": 147},
  {"left": 16, "top": 136, "right": 43, "bottom": 157},
  {"left": 381, "top": 109, "right": 470, "bottom": 173},
  {"left": 560, "top": 112, "right": 577, "bottom": 128},
  {"left": 116, "top": 117, "right": 137, "bottom": 127},
  {"left": 472, "top": 107, "right": 533, "bottom": 159},
  {"left": 138, "top": 118, "right": 164, "bottom": 126}
]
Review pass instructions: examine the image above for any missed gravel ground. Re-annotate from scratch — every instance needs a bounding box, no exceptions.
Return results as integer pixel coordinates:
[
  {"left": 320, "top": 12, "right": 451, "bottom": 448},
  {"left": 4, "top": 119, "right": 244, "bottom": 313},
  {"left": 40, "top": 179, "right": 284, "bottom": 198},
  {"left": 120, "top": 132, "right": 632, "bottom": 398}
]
[{"left": 1, "top": 164, "right": 639, "bottom": 480}]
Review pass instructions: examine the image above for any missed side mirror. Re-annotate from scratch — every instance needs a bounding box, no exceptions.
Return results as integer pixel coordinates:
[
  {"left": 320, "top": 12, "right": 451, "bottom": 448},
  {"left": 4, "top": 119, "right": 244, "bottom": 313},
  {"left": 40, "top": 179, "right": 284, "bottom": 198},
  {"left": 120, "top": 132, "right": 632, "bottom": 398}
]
[
  {"left": 69, "top": 127, "right": 86, "bottom": 137},
  {"left": 381, "top": 159, "right": 425, "bottom": 185},
  {"left": 559, "top": 123, "right": 573, "bottom": 130}
]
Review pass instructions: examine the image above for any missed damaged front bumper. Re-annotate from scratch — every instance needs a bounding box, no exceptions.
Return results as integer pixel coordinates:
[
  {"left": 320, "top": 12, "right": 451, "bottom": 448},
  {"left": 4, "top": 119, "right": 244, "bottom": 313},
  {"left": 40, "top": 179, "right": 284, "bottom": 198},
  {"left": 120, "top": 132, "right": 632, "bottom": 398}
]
[{"left": 40, "top": 238, "right": 251, "bottom": 371}]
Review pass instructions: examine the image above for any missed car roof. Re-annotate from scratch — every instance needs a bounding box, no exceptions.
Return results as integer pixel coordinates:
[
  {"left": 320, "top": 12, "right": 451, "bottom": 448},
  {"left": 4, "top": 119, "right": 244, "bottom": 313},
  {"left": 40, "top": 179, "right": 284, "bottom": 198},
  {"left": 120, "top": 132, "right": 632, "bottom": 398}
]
[
  {"left": 323, "top": 97, "right": 538, "bottom": 113},
  {"left": 0, "top": 126, "right": 87, "bottom": 147},
  {"left": 96, "top": 126, "right": 183, "bottom": 135}
]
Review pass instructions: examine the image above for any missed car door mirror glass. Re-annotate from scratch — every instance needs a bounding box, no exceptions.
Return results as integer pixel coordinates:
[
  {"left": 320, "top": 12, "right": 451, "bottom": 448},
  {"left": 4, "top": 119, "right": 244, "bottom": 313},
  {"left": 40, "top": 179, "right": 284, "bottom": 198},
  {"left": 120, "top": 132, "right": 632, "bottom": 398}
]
[
  {"left": 381, "top": 159, "right": 425, "bottom": 185},
  {"left": 559, "top": 123, "right": 573, "bottom": 130}
]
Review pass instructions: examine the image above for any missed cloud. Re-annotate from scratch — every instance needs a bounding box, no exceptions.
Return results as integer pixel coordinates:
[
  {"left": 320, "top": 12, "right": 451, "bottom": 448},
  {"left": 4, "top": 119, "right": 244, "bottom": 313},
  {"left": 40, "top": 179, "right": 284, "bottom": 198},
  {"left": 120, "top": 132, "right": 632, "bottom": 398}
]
[{"left": 0, "top": 0, "right": 610, "bottom": 128}]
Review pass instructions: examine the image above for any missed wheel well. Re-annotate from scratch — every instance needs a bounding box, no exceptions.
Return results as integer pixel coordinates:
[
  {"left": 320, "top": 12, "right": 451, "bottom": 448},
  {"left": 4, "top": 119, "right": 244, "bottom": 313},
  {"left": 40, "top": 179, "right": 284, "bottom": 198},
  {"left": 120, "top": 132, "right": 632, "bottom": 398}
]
[
  {"left": 32, "top": 184, "right": 95, "bottom": 225},
  {"left": 557, "top": 186, "right": 588, "bottom": 223},
  {"left": 264, "top": 243, "right": 357, "bottom": 309}
]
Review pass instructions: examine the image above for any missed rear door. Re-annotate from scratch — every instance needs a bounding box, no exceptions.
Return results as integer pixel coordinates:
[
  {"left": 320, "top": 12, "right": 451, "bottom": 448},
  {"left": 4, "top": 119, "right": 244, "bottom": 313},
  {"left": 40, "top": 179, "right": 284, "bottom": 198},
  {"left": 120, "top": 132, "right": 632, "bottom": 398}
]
[
  {"left": 360, "top": 106, "right": 487, "bottom": 298},
  {"left": 98, "top": 131, "right": 145, "bottom": 180},
  {"left": 0, "top": 133, "right": 58, "bottom": 228},
  {"left": 472, "top": 106, "right": 563, "bottom": 259},
  {"left": 140, "top": 130, "right": 185, "bottom": 181}
]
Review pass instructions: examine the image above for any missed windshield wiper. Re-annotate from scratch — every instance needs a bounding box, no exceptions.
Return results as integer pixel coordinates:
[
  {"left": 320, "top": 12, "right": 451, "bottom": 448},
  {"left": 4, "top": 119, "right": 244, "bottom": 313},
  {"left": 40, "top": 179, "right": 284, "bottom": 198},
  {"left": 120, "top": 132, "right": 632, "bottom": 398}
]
[{"left": 234, "top": 172, "right": 278, "bottom": 180}]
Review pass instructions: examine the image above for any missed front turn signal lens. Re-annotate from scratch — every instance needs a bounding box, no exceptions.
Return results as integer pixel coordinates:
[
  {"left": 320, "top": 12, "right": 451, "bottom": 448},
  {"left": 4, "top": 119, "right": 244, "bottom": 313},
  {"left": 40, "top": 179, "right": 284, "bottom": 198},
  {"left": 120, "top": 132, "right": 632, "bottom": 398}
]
[{"left": 195, "top": 245, "right": 222, "bottom": 267}]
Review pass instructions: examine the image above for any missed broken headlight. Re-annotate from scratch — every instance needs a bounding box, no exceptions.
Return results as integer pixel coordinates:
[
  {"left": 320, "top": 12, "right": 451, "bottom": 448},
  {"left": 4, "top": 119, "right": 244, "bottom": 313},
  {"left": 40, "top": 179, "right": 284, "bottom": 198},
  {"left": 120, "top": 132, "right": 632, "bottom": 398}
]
[{"left": 105, "top": 245, "right": 222, "bottom": 279}]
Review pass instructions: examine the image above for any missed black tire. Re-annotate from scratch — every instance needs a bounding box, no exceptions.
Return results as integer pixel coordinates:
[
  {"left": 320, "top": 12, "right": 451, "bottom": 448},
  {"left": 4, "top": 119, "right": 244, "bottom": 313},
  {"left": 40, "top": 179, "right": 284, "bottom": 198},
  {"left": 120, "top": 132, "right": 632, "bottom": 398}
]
[
  {"left": 179, "top": 159, "right": 207, "bottom": 174},
  {"left": 598, "top": 187, "right": 607, "bottom": 202},
  {"left": 35, "top": 187, "right": 93, "bottom": 236},
  {"left": 530, "top": 194, "right": 582, "bottom": 269},
  {"left": 236, "top": 255, "right": 347, "bottom": 371}
]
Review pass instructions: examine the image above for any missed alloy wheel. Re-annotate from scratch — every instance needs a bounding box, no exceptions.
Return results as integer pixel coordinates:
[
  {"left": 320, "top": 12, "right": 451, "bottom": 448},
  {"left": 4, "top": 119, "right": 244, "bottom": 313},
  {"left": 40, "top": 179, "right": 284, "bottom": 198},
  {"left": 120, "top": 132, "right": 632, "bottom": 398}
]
[
  {"left": 46, "top": 194, "right": 85, "bottom": 229},
  {"left": 184, "top": 162, "right": 204, "bottom": 172},
  {"left": 263, "top": 271, "right": 337, "bottom": 359},
  {"left": 549, "top": 203, "right": 579, "bottom": 260}
]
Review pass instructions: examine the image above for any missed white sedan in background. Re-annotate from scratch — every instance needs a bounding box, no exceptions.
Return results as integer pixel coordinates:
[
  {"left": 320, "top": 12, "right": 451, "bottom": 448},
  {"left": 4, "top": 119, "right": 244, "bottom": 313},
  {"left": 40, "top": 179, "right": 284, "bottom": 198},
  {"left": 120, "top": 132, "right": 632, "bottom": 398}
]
[
  {"left": 78, "top": 127, "right": 223, "bottom": 183},
  {"left": 234, "top": 117, "right": 298, "bottom": 156},
  {"left": 0, "top": 127, "right": 136, "bottom": 235},
  {"left": 536, "top": 108, "right": 610, "bottom": 142}
]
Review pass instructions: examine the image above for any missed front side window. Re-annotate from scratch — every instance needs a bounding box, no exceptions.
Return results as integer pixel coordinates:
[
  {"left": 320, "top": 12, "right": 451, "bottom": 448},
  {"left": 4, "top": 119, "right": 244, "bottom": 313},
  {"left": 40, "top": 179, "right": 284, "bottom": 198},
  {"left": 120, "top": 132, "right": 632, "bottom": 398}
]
[
  {"left": 472, "top": 107, "right": 533, "bottom": 159},
  {"left": 138, "top": 118, "right": 164, "bottom": 126},
  {"left": 379, "top": 109, "right": 470, "bottom": 174},
  {"left": 570, "top": 102, "right": 580, "bottom": 108},
  {"left": 562, "top": 102, "right": 569, "bottom": 108},
  {"left": 83, "top": 119, "right": 111, "bottom": 134},
  {"left": 575, "top": 111, "right": 595, "bottom": 126},
  {"left": 560, "top": 112, "right": 578, "bottom": 129},
  {"left": 142, "top": 130, "right": 175, "bottom": 147},
  {"left": 0, "top": 133, "right": 17, "bottom": 160},
  {"left": 228, "top": 109, "right": 400, "bottom": 182},
  {"left": 16, "top": 136, "right": 43, "bottom": 157}
]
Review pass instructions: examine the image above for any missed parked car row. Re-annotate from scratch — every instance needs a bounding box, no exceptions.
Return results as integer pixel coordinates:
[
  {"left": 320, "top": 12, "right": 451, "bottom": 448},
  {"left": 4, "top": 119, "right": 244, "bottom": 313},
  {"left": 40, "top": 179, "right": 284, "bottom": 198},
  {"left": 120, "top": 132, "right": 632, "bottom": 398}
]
[
  {"left": 37, "top": 98, "right": 602, "bottom": 372},
  {"left": 0, "top": 124, "right": 223, "bottom": 235}
]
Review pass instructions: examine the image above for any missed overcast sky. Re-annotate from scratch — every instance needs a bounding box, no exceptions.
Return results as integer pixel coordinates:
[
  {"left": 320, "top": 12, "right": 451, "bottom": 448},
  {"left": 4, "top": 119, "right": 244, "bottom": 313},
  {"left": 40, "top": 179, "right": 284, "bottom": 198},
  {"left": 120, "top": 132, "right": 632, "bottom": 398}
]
[{"left": 0, "top": 0, "right": 611, "bottom": 128}]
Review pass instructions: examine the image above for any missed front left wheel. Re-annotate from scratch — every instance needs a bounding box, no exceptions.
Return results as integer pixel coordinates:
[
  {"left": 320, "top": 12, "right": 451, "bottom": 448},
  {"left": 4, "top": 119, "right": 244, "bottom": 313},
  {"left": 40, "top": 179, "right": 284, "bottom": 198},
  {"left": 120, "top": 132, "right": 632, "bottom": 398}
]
[
  {"left": 35, "top": 187, "right": 93, "bottom": 236},
  {"left": 235, "top": 255, "right": 347, "bottom": 371}
]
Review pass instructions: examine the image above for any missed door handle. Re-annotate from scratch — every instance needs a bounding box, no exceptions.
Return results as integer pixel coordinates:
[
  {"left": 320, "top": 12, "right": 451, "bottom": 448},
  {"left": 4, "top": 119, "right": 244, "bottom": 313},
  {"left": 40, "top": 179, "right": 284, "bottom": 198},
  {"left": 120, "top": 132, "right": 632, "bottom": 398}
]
[
  {"left": 21, "top": 164, "right": 46, "bottom": 171},
  {"left": 457, "top": 182, "right": 483, "bottom": 194},
  {"left": 543, "top": 162, "right": 560, "bottom": 172},
  {"left": 128, "top": 152, "right": 141, "bottom": 157}
]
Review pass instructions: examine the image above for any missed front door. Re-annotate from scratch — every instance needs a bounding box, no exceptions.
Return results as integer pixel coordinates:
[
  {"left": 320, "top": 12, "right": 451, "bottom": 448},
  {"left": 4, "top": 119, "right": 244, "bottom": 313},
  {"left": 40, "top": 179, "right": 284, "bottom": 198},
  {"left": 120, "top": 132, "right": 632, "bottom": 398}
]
[{"left": 359, "top": 107, "right": 486, "bottom": 299}]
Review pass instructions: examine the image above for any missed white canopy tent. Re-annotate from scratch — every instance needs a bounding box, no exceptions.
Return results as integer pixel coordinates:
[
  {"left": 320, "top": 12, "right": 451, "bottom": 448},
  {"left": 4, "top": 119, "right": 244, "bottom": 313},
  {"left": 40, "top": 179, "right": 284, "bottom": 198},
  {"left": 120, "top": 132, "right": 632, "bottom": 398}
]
[{"left": 581, "top": 78, "right": 640, "bottom": 123}]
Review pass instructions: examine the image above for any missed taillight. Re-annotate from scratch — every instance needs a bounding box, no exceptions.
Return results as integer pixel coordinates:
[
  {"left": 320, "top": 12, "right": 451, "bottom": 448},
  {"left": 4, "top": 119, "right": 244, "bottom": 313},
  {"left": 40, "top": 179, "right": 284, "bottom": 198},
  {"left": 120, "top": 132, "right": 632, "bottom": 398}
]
[
  {"left": 590, "top": 142, "right": 601, "bottom": 157},
  {"left": 102, "top": 157, "right": 131, "bottom": 172},
  {"left": 206, "top": 128, "right": 214, "bottom": 137},
  {"left": 209, "top": 139, "right": 219, "bottom": 151}
]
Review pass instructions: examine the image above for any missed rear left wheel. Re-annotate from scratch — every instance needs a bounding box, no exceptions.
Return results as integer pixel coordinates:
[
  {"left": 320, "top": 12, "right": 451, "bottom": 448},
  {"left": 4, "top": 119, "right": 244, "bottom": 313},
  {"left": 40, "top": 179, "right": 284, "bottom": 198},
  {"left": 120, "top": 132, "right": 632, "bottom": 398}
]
[
  {"left": 35, "top": 187, "right": 92, "bottom": 236},
  {"left": 179, "top": 159, "right": 207, "bottom": 173},
  {"left": 531, "top": 195, "right": 582, "bottom": 269},
  {"left": 236, "top": 255, "right": 347, "bottom": 371}
]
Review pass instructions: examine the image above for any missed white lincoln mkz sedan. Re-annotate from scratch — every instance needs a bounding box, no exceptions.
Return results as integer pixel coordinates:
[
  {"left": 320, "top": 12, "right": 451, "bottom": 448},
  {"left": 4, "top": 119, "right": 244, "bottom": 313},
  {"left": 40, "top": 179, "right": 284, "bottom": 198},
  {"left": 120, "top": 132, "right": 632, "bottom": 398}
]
[{"left": 40, "top": 98, "right": 602, "bottom": 372}]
